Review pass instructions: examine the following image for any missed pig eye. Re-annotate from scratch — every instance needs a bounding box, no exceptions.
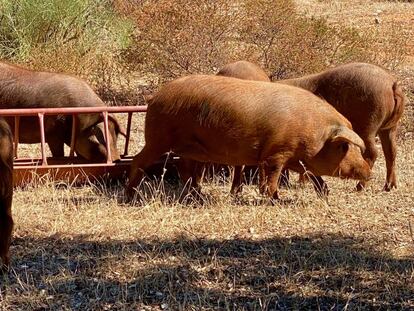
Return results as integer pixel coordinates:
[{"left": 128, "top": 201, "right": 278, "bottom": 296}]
[{"left": 339, "top": 142, "right": 349, "bottom": 153}]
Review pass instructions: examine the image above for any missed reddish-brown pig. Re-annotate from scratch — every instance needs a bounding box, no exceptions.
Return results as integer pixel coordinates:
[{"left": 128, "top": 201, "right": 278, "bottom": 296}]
[
  {"left": 219, "top": 61, "right": 405, "bottom": 193},
  {"left": 0, "top": 61, "right": 125, "bottom": 163},
  {"left": 281, "top": 62, "right": 405, "bottom": 191},
  {"left": 0, "top": 118, "right": 13, "bottom": 268},
  {"left": 217, "top": 60, "right": 271, "bottom": 82},
  {"left": 126, "top": 75, "right": 371, "bottom": 200}
]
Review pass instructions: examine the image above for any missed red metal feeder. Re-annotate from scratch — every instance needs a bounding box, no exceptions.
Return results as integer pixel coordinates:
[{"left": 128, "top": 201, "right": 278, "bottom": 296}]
[{"left": 0, "top": 106, "right": 150, "bottom": 187}]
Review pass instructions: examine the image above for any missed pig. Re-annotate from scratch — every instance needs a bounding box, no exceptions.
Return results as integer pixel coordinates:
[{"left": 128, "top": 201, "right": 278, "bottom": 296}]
[
  {"left": 281, "top": 62, "right": 405, "bottom": 191},
  {"left": 219, "top": 61, "right": 405, "bottom": 193},
  {"left": 217, "top": 60, "right": 271, "bottom": 82},
  {"left": 0, "top": 61, "right": 125, "bottom": 162},
  {"left": 126, "top": 75, "right": 371, "bottom": 200},
  {"left": 0, "top": 118, "right": 13, "bottom": 268}
]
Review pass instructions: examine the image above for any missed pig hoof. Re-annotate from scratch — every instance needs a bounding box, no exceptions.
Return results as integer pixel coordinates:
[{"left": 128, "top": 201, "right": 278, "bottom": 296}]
[
  {"left": 316, "top": 187, "right": 329, "bottom": 197},
  {"left": 230, "top": 186, "right": 243, "bottom": 196},
  {"left": 383, "top": 183, "right": 396, "bottom": 192},
  {"left": 356, "top": 182, "right": 366, "bottom": 192},
  {"left": 0, "top": 258, "right": 10, "bottom": 273},
  {"left": 179, "top": 188, "right": 205, "bottom": 205},
  {"left": 279, "top": 179, "right": 290, "bottom": 189},
  {"left": 298, "top": 174, "right": 309, "bottom": 184},
  {"left": 125, "top": 187, "right": 135, "bottom": 200}
]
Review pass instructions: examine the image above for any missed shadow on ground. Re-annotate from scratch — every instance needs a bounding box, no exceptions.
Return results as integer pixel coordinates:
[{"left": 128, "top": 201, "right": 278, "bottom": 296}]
[{"left": 1, "top": 233, "right": 413, "bottom": 310}]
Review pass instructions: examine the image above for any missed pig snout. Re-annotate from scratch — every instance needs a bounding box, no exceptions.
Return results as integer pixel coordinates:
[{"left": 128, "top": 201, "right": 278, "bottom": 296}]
[
  {"left": 349, "top": 161, "right": 371, "bottom": 182},
  {"left": 338, "top": 145, "right": 372, "bottom": 181}
]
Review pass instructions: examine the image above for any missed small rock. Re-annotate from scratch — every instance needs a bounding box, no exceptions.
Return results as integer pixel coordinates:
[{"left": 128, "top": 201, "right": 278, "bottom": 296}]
[
  {"left": 375, "top": 17, "right": 380, "bottom": 24},
  {"left": 161, "top": 303, "right": 169, "bottom": 310}
]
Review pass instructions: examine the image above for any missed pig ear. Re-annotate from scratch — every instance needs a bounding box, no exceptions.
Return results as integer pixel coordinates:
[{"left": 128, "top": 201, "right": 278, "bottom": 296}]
[
  {"left": 108, "top": 115, "right": 127, "bottom": 138},
  {"left": 330, "top": 126, "right": 366, "bottom": 153}
]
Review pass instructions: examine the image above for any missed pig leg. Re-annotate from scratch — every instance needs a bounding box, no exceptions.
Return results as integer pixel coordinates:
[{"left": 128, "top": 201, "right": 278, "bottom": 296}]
[
  {"left": 126, "top": 145, "right": 166, "bottom": 197},
  {"left": 0, "top": 194, "right": 13, "bottom": 269},
  {"left": 356, "top": 135, "right": 378, "bottom": 191},
  {"left": 309, "top": 175, "right": 329, "bottom": 197},
  {"left": 279, "top": 169, "right": 290, "bottom": 188},
  {"left": 177, "top": 158, "right": 206, "bottom": 203},
  {"left": 266, "top": 166, "right": 284, "bottom": 200},
  {"left": 258, "top": 164, "right": 267, "bottom": 195},
  {"left": 298, "top": 173, "right": 309, "bottom": 184},
  {"left": 230, "top": 165, "right": 245, "bottom": 195},
  {"left": 177, "top": 158, "right": 203, "bottom": 192},
  {"left": 47, "top": 137, "right": 65, "bottom": 157},
  {"left": 260, "top": 158, "right": 286, "bottom": 200},
  {"left": 379, "top": 126, "right": 398, "bottom": 191}
]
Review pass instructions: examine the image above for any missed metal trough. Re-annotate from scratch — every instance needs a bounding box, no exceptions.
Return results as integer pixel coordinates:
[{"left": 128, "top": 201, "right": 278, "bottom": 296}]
[{"left": 0, "top": 106, "right": 148, "bottom": 187}]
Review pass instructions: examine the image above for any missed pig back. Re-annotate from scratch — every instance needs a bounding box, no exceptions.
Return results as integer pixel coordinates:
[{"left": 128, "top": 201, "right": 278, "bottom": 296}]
[{"left": 283, "top": 63, "right": 399, "bottom": 133}]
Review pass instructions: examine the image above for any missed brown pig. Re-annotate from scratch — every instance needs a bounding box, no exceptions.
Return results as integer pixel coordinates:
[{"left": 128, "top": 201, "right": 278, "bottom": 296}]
[
  {"left": 219, "top": 61, "right": 405, "bottom": 193},
  {"left": 0, "top": 118, "right": 13, "bottom": 268},
  {"left": 126, "top": 75, "right": 371, "bottom": 200},
  {"left": 217, "top": 60, "right": 271, "bottom": 82},
  {"left": 0, "top": 61, "right": 125, "bottom": 162},
  {"left": 281, "top": 62, "right": 405, "bottom": 191}
]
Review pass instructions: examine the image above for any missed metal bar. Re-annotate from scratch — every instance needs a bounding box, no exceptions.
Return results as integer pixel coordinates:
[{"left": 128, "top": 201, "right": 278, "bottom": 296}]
[
  {"left": 0, "top": 106, "right": 147, "bottom": 116},
  {"left": 38, "top": 113, "right": 47, "bottom": 165},
  {"left": 13, "top": 156, "right": 135, "bottom": 166},
  {"left": 69, "top": 115, "right": 77, "bottom": 157},
  {"left": 3, "top": 105, "right": 151, "bottom": 186},
  {"left": 123, "top": 112, "right": 133, "bottom": 156},
  {"left": 14, "top": 116, "right": 20, "bottom": 158},
  {"left": 102, "top": 111, "right": 112, "bottom": 164}
]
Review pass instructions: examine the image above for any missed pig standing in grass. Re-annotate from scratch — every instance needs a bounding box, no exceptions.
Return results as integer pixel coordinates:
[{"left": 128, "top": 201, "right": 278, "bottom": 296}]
[
  {"left": 126, "top": 75, "right": 371, "bottom": 200},
  {"left": 0, "top": 61, "right": 125, "bottom": 163},
  {"left": 219, "top": 61, "right": 405, "bottom": 193},
  {"left": 0, "top": 118, "right": 13, "bottom": 268},
  {"left": 281, "top": 62, "right": 405, "bottom": 191}
]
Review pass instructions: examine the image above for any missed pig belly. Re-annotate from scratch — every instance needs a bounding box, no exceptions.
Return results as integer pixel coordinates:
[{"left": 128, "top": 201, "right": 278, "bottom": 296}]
[{"left": 171, "top": 128, "right": 263, "bottom": 166}]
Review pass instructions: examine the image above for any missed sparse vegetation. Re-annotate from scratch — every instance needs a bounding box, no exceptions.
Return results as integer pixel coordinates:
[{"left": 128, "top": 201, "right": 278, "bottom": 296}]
[
  {"left": 0, "top": 0, "right": 413, "bottom": 310},
  {"left": 0, "top": 0, "right": 134, "bottom": 103},
  {"left": 129, "top": 0, "right": 382, "bottom": 81}
]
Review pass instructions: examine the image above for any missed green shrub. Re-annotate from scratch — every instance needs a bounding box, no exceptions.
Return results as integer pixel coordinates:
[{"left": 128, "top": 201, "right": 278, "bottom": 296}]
[
  {"left": 0, "top": 0, "right": 132, "bottom": 60},
  {"left": 0, "top": 0, "right": 134, "bottom": 103}
]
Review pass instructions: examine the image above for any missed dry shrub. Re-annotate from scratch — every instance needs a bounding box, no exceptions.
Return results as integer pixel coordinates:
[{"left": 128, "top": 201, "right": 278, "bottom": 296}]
[
  {"left": 128, "top": 0, "right": 386, "bottom": 81},
  {"left": 128, "top": 0, "right": 241, "bottom": 81},
  {"left": 239, "top": 0, "right": 375, "bottom": 79},
  {"left": 363, "top": 23, "right": 409, "bottom": 71},
  {"left": 26, "top": 42, "right": 137, "bottom": 106}
]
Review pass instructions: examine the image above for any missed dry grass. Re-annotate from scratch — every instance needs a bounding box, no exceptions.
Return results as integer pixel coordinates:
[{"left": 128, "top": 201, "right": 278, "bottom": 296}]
[
  {"left": 1, "top": 138, "right": 413, "bottom": 310},
  {"left": 1, "top": 0, "right": 414, "bottom": 310}
]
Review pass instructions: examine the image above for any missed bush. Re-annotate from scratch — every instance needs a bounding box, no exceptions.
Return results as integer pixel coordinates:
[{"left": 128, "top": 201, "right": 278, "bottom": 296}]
[
  {"left": 128, "top": 0, "right": 241, "bottom": 81},
  {"left": 239, "top": 0, "right": 375, "bottom": 79},
  {"left": 129, "top": 0, "right": 382, "bottom": 81},
  {"left": 0, "top": 0, "right": 134, "bottom": 103},
  {"left": 0, "top": 0, "right": 408, "bottom": 107}
]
